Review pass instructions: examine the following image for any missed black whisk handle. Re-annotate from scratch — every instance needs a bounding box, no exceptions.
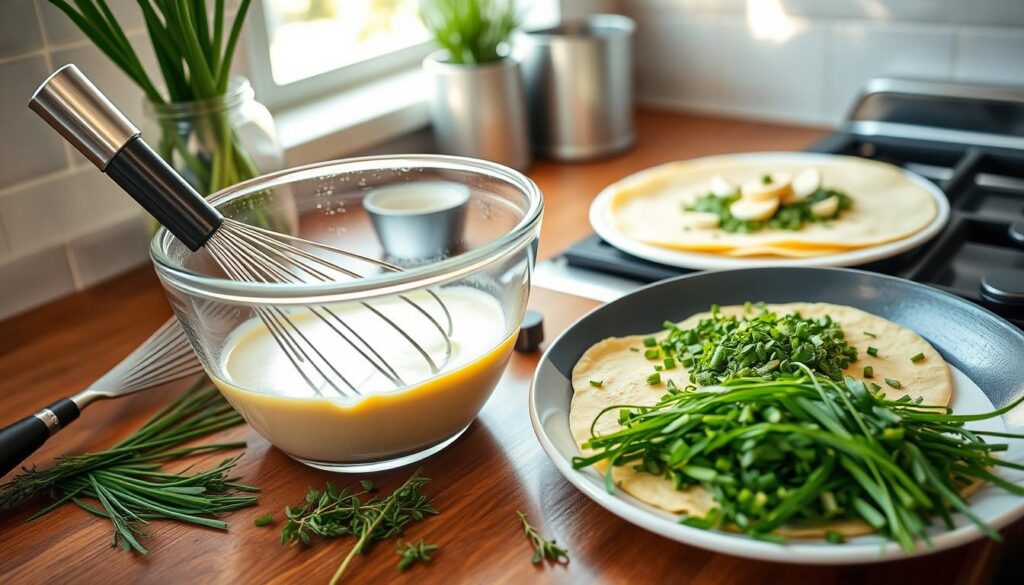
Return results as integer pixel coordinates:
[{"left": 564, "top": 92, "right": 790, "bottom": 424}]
[
  {"left": 28, "top": 64, "right": 223, "bottom": 251},
  {"left": 107, "top": 137, "right": 223, "bottom": 250},
  {"left": 0, "top": 398, "right": 80, "bottom": 477}
]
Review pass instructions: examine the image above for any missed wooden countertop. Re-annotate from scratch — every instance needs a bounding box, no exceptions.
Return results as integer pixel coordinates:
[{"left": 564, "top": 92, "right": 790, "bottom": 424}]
[{"left": 1, "top": 111, "right": 1019, "bottom": 584}]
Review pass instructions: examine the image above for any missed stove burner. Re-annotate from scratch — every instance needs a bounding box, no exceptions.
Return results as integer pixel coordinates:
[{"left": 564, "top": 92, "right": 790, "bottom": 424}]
[{"left": 982, "top": 270, "right": 1024, "bottom": 306}]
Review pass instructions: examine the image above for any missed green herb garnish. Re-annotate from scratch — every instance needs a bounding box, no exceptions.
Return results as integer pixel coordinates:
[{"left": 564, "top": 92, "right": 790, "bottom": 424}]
[
  {"left": 885, "top": 378, "right": 902, "bottom": 389},
  {"left": 644, "top": 348, "right": 660, "bottom": 359},
  {"left": 867, "top": 347, "right": 879, "bottom": 357},
  {"left": 663, "top": 357, "right": 676, "bottom": 370},
  {"left": 573, "top": 372, "right": 1024, "bottom": 552},
  {"left": 0, "top": 380, "right": 257, "bottom": 554},
  {"left": 661, "top": 306, "right": 858, "bottom": 385},
  {"left": 396, "top": 539, "right": 439, "bottom": 571},
  {"left": 255, "top": 513, "right": 274, "bottom": 527},
  {"left": 647, "top": 373, "right": 662, "bottom": 385},
  {"left": 910, "top": 353, "right": 925, "bottom": 363},
  {"left": 863, "top": 365, "right": 873, "bottom": 378},
  {"left": 281, "top": 470, "right": 437, "bottom": 584},
  {"left": 643, "top": 337, "right": 657, "bottom": 347},
  {"left": 516, "top": 511, "right": 569, "bottom": 564},
  {"left": 863, "top": 331, "right": 877, "bottom": 338},
  {"left": 589, "top": 380, "right": 604, "bottom": 388},
  {"left": 685, "top": 188, "right": 852, "bottom": 233}
]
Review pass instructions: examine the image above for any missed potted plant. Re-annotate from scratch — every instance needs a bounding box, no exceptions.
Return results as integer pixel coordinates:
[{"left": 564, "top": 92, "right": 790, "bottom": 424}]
[
  {"left": 46, "top": 1, "right": 284, "bottom": 205},
  {"left": 420, "top": 0, "right": 530, "bottom": 171}
]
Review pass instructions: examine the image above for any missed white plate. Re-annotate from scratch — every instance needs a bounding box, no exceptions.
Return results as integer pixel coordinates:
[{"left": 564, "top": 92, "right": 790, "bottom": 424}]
[
  {"left": 528, "top": 269, "right": 1024, "bottom": 564},
  {"left": 589, "top": 152, "right": 951, "bottom": 269}
]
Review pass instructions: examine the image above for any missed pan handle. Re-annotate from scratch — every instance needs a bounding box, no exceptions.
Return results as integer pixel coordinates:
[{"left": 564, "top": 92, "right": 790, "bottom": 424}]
[{"left": 0, "top": 397, "right": 80, "bottom": 477}]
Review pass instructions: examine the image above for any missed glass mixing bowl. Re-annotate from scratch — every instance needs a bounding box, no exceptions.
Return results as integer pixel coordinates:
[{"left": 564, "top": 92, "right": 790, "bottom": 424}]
[{"left": 150, "top": 155, "right": 543, "bottom": 472}]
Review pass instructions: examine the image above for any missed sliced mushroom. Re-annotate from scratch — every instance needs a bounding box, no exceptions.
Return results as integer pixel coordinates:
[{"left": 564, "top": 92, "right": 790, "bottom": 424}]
[
  {"left": 810, "top": 195, "right": 840, "bottom": 218},
  {"left": 741, "top": 172, "right": 792, "bottom": 202},
  {"left": 682, "top": 211, "right": 722, "bottom": 230},
  {"left": 784, "top": 168, "right": 822, "bottom": 204},
  {"left": 709, "top": 175, "right": 734, "bottom": 197},
  {"left": 730, "top": 197, "right": 780, "bottom": 221}
]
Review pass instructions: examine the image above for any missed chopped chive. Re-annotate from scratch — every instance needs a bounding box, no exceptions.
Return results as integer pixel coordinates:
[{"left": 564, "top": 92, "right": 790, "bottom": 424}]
[
  {"left": 761, "top": 174, "right": 772, "bottom": 184},
  {"left": 654, "top": 365, "right": 663, "bottom": 371},
  {"left": 863, "top": 331, "right": 877, "bottom": 338},
  {"left": 863, "top": 365, "right": 873, "bottom": 378},
  {"left": 645, "top": 348, "right": 660, "bottom": 359},
  {"left": 867, "top": 346, "right": 879, "bottom": 357},
  {"left": 589, "top": 380, "right": 603, "bottom": 388},
  {"left": 647, "top": 373, "right": 661, "bottom": 385},
  {"left": 663, "top": 357, "right": 676, "bottom": 370},
  {"left": 869, "top": 382, "right": 881, "bottom": 392},
  {"left": 885, "top": 378, "right": 902, "bottom": 389},
  {"left": 824, "top": 530, "right": 845, "bottom": 544},
  {"left": 254, "top": 513, "right": 273, "bottom": 527},
  {"left": 629, "top": 347, "right": 639, "bottom": 352},
  {"left": 910, "top": 353, "right": 925, "bottom": 363},
  {"left": 643, "top": 337, "right": 657, "bottom": 347}
]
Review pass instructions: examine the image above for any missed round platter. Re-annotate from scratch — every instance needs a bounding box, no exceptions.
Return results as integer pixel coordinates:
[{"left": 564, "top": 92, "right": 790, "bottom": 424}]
[
  {"left": 589, "top": 152, "right": 951, "bottom": 269},
  {"left": 529, "top": 268, "right": 1024, "bottom": 564}
]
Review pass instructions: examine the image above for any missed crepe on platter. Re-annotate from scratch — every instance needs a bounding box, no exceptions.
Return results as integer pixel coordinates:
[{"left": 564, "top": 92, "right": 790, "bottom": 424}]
[
  {"left": 607, "top": 156, "right": 937, "bottom": 258},
  {"left": 569, "top": 303, "right": 952, "bottom": 538}
]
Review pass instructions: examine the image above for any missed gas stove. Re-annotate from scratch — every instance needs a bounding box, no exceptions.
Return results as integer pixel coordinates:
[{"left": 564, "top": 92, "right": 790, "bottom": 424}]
[{"left": 535, "top": 78, "right": 1024, "bottom": 328}]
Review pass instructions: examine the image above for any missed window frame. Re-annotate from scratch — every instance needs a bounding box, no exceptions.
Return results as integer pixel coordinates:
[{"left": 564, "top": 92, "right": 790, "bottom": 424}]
[{"left": 246, "top": 0, "right": 435, "bottom": 111}]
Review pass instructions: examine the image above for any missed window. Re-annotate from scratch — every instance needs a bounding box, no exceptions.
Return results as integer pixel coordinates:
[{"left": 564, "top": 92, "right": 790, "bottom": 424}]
[
  {"left": 247, "top": 0, "right": 560, "bottom": 112},
  {"left": 248, "top": 0, "right": 434, "bottom": 109}
]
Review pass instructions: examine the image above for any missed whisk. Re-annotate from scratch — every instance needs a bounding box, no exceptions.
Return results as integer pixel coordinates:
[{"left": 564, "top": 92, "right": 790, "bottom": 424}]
[
  {"left": 0, "top": 318, "right": 203, "bottom": 476},
  {"left": 29, "top": 65, "right": 453, "bottom": 400}
]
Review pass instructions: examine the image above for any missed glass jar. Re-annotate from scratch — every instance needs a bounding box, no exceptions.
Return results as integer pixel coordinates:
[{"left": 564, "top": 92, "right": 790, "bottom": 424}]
[
  {"left": 143, "top": 77, "right": 284, "bottom": 197},
  {"left": 150, "top": 155, "right": 544, "bottom": 472}
]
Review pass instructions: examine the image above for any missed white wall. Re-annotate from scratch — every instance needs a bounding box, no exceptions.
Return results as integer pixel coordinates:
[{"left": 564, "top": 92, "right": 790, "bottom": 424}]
[{"left": 619, "top": 0, "right": 1024, "bottom": 125}]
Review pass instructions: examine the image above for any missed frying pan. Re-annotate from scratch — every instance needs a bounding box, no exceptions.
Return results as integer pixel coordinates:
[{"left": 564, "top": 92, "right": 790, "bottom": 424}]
[{"left": 529, "top": 267, "right": 1024, "bottom": 563}]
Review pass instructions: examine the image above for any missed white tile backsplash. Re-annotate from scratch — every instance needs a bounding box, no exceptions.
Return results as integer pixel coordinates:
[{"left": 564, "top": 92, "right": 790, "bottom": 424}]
[
  {"left": 0, "top": 0, "right": 43, "bottom": 58},
  {"left": 717, "top": 16, "right": 828, "bottom": 123},
  {"left": 0, "top": 169, "right": 140, "bottom": 255},
  {"left": 624, "top": 1, "right": 1023, "bottom": 127},
  {"left": 67, "top": 212, "right": 150, "bottom": 289},
  {"left": 0, "top": 55, "right": 71, "bottom": 188},
  {"left": 36, "top": 0, "right": 145, "bottom": 46},
  {"left": 826, "top": 22, "right": 956, "bottom": 121},
  {"left": 955, "top": 28, "right": 1024, "bottom": 85},
  {"left": 0, "top": 242, "right": 75, "bottom": 321}
]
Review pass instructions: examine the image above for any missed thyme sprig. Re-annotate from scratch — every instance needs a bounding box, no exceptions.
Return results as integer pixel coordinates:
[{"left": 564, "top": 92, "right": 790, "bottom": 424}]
[
  {"left": 281, "top": 470, "right": 438, "bottom": 584},
  {"left": 396, "top": 539, "right": 439, "bottom": 571},
  {"left": 0, "top": 380, "right": 257, "bottom": 554},
  {"left": 516, "top": 511, "right": 569, "bottom": 564},
  {"left": 573, "top": 371, "right": 1024, "bottom": 552}
]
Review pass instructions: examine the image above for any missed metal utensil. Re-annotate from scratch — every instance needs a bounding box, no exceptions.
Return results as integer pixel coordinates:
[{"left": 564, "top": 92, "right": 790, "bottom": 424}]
[
  {"left": 29, "top": 64, "right": 453, "bottom": 400},
  {"left": 0, "top": 318, "right": 202, "bottom": 476},
  {"left": 518, "top": 14, "right": 636, "bottom": 160}
]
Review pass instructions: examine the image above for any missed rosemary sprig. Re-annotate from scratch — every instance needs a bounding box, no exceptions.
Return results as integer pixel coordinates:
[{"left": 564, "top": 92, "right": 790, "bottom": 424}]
[
  {"left": 573, "top": 370, "right": 1024, "bottom": 552},
  {"left": 281, "top": 470, "right": 438, "bottom": 583},
  {"left": 516, "top": 511, "right": 569, "bottom": 564},
  {"left": 0, "top": 380, "right": 257, "bottom": 554},
  {"left": 396, "top": 539, "right": 439, "bottom": 571}
]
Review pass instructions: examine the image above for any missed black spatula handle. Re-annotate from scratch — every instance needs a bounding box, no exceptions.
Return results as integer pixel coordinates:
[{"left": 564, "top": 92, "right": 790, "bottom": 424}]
[{"left": 0, "top": 398, "right": 80, "bottom": 477}]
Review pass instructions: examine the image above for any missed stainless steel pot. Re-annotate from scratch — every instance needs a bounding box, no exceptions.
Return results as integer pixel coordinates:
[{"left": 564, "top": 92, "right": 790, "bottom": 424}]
[
  {"left": 423, "top": 51, "right": 531, "bottom": 171},
  {"left": 518, "top": 14, "right": 636, "bottom": 160}
]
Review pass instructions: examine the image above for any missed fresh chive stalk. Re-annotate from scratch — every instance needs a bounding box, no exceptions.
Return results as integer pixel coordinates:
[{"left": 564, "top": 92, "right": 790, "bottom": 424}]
[{"left": 573, "top": 371, "right": 1024, "bottom": 552}]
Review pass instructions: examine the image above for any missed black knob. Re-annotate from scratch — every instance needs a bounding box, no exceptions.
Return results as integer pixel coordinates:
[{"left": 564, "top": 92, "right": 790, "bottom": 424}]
[
  {"left": 515, "top": 310, "right": 545, "bottom": 352},
  {"left": 980, "top": 269, "right": 1024, "bottom": 306}
]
